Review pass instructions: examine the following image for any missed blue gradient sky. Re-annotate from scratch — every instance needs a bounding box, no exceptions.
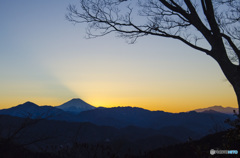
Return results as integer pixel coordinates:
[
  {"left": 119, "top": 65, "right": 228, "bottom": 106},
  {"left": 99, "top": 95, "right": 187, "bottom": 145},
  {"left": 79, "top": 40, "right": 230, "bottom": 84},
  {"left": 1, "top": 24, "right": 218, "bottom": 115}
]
[{"left": 0, "top": 0, "right": 237, "bottom": 112}]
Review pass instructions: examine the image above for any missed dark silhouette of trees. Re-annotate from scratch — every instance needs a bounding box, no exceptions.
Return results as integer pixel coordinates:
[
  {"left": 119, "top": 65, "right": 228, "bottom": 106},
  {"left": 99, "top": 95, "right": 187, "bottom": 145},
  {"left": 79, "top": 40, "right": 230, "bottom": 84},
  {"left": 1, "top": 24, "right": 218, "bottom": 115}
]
[{"left": 66, "top": 0, "right": 240, "bottom": 114}]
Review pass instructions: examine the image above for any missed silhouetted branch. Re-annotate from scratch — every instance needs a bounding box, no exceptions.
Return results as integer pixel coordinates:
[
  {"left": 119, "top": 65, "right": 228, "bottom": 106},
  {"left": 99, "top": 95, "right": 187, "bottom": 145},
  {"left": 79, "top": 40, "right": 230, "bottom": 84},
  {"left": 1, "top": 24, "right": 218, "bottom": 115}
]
[{"left": 67, "top": 0, "right": 240, "bottom": 114}]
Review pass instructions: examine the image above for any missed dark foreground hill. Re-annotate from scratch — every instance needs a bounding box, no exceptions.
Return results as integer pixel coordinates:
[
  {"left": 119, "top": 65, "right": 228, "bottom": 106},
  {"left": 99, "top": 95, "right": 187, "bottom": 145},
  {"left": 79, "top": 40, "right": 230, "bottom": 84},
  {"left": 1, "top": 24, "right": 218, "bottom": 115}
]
[
  {"left": 0, "top": 115, "right": 180, "bottom": 153},
  {"left": 145, "top": 129, "right": 240, "bottom": 158},
  {"left": 1, "top": 126, "right": 239, "bottom": 158}
]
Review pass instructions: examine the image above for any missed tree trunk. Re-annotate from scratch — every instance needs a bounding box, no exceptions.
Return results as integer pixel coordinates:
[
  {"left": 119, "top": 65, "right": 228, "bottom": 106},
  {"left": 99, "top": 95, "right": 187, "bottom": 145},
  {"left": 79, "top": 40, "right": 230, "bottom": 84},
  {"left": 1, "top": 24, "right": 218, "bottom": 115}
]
[
  {"left": 220, "top": 66, "right": 240, "bottom": 115},
  {"left": 213, "top": 46, "right": 240, "bottom": 115},
  {"left": 234, "top": 88, "right": 240, "bottom": 115},
  {"left": 222, "top": 68, "right": 240, "bottom": 115}
]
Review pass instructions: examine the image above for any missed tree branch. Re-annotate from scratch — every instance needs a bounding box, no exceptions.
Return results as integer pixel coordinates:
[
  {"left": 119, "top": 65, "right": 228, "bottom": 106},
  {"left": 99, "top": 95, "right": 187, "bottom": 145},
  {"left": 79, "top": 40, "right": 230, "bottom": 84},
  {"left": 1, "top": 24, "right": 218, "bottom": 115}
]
[
  {"left": 67, "top": 0, "right": 240, "bottom": 60},
  {"left": 146, "top": 30, "right": 211, "bottom": 54},
  {"left": 201, "top": 0, "right": 220, "bottom": 35},
  {"left": 221, "top": 33, "right": 240, "bottom": 60}
]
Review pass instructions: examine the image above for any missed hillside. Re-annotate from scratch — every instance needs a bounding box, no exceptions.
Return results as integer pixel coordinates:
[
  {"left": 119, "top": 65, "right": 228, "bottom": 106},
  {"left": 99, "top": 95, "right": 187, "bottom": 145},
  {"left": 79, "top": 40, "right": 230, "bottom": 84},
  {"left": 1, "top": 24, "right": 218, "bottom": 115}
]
[
  {"left": 145, "top": 129, "right": 240, "bottom": 158},
  {"left": 0, "top": 115, "right": 180, "bottom": 153},
  {"left": 0, "top": 100, "right": 239, "bottom": 158},
  {"left": 1, "top": 117, "right": 239, "bottom": 158}
]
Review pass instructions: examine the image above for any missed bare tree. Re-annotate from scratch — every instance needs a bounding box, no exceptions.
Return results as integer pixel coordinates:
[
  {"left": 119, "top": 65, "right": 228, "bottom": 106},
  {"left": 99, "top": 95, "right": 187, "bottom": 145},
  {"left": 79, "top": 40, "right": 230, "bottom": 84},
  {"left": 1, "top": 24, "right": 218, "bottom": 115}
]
[{"left": 66, "top": 0, "right": 240, "bottom": 114}]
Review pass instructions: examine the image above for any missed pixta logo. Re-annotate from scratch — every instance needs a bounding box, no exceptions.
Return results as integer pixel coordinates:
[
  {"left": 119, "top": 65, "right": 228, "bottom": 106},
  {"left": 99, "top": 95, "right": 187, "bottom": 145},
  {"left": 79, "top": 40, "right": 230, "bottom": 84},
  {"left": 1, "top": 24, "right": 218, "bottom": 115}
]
[{"left": 210, "top": 149, "right": 238, "bottom": 155}]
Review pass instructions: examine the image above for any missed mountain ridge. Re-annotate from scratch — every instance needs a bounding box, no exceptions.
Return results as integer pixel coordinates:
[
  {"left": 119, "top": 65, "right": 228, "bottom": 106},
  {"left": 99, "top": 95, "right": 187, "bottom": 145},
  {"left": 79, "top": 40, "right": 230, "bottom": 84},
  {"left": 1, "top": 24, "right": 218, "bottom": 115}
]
[
  {"left": 0, "top": 101, "right": 75, "bottom": 120},
  {"left": 0, "top": 99, "right": 236, "bottom": 143},
  {"left": 1, "top": 99, "right": 238, "bottom": 115},
  {"left": 56, "top": 98, "right": 96, "bottom": 113},
  {"left": 192, "top": 105, "right": 238, "bottom": 114}
]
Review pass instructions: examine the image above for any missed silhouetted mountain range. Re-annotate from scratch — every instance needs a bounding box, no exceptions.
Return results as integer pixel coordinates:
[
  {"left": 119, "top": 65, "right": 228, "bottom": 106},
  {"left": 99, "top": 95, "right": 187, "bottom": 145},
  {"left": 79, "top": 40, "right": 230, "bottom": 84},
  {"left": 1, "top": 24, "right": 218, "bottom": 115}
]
[
  {"left": 0, "top": 101, "right": 66, "bottom": 119},
  {"left": 0, "top": 99, "right": 236, "bottom": 143},
  {"left": 0, "top": 99, "right": 238, "bottom": 157},
  {"left": 192, "top": 105, "right": 238, "bottom": 114},
  {"left": 76, "top": 106, "right": 234, "bottom": 135}
]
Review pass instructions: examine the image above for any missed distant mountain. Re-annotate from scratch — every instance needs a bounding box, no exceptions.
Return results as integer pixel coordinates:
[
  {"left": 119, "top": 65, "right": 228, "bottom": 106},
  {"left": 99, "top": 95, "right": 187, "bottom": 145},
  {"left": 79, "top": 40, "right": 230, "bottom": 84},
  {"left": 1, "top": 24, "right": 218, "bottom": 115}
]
[
  {"left": 56, "top": 98, "right": 96, "bottom": 113},
  {"left": 0, "top": 101, "right": 60, "bottom": 118},
  {"left": 0, "top": 101, "right": 75, "bottom": 120},
  {"left": 76, "top": 106, "right": 234, "bottom": 137},
  {"left": 193, "top": 105, "right": 238, "bottom": 114},
  {"left": 200, "top": 109, "right": 221, "bottom": 114},
  {"left": 0, "top": 101, "right": 236, "bottom": 142}
]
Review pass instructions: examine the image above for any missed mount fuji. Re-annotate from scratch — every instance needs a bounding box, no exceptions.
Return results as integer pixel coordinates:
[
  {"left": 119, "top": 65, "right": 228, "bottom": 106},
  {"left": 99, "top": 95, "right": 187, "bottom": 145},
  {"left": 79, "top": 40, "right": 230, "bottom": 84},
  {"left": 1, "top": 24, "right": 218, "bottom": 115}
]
[{"left": 56, "top": 98, "right": 96, "bottom": 113}]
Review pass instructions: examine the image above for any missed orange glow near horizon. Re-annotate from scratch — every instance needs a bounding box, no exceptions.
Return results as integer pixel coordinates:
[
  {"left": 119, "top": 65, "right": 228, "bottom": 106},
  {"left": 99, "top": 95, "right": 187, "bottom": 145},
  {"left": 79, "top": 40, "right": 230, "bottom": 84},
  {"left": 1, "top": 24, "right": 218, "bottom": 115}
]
[
  {"left": 0, "top": 56, "right": 238, "bottom": 113},
  {"left": 0, "top": 60, "right": 238, "bottom": 113},
  {"left": 0, "top": 95, "right": 238, "bottom": 113}
]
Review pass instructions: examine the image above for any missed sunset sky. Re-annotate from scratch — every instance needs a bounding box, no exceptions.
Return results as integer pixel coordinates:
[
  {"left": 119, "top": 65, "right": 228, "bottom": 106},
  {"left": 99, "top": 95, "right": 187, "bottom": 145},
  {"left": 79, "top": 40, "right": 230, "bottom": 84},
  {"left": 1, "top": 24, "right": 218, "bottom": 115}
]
[{"left": 0, "top": 0, "right": 238, "bottom": 112}]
